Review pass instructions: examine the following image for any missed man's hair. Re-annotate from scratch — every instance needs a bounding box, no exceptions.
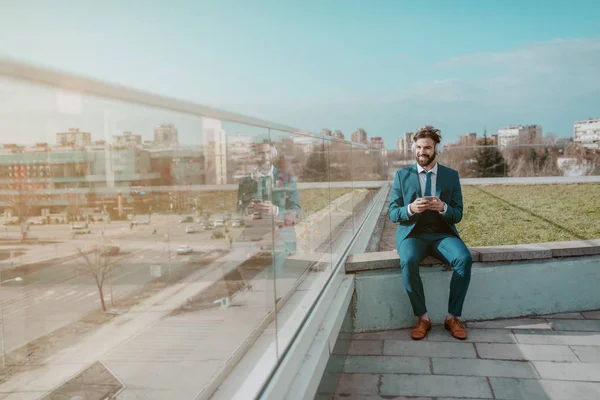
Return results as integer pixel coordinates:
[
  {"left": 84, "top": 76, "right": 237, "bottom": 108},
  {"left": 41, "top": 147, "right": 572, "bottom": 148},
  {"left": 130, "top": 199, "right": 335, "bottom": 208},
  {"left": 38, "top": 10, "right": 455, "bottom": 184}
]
[{"left": 413, "top": 125, "right": 442, "bottom": 144}]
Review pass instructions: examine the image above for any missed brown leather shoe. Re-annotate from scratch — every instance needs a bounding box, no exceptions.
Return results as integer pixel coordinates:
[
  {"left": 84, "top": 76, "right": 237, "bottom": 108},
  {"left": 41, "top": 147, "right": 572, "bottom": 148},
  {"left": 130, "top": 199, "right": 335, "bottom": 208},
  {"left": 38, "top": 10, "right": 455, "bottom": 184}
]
[
  {"left": 445, "top": 317, "right": 467, "bottom": 340},
  {"left": 411, "top": 317, "right": 432, "bottom": 340}
]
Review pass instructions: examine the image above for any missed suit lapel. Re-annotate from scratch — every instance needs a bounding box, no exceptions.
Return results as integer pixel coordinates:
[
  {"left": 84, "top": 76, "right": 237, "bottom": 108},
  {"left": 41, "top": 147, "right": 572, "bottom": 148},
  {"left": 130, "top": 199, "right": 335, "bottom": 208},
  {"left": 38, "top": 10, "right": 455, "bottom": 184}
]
[
  {"left": 411, "top": 164, "right": 421, "bottom": 198},
  {"left": 436, "top": 164, "right": 445, "bottom": 198}
]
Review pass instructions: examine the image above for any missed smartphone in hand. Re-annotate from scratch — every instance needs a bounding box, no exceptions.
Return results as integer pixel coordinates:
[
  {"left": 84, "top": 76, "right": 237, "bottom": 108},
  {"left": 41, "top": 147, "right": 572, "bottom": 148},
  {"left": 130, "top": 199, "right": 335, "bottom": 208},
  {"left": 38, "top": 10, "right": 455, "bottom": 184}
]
[{"left": 423, "top": 196, "right": 435, "bottom": 201}]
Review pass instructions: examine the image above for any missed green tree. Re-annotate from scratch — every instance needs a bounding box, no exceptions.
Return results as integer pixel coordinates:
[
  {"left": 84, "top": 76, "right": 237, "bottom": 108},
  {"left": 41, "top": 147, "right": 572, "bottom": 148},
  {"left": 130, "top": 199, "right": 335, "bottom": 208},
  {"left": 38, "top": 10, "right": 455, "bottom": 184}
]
[
  {"left": 303, "top": 143, "right": 328, "bottom": 182},
  {"left": 473, "top": 135, "right": 507, "bottom": 177}
]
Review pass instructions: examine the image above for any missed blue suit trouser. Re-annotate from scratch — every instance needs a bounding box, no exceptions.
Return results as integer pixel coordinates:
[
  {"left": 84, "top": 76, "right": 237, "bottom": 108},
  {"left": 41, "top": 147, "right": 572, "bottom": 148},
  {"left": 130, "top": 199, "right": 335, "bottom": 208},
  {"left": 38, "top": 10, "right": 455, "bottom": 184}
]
[{"left": 398, "top": 232, "right": 472, "bottom": 317}]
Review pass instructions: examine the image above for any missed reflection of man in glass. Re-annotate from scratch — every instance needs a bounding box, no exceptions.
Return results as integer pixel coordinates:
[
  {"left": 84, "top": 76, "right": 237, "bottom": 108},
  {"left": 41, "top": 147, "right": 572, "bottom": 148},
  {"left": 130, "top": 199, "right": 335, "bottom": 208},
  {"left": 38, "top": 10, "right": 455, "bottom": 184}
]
[{"left": 236, "top": 141, "right": 301, "bottom": 275}]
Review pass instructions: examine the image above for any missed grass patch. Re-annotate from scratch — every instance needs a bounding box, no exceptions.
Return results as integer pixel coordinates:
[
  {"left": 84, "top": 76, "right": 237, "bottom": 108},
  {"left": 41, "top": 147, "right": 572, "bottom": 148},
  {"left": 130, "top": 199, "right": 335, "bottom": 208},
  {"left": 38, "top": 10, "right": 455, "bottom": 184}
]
[
  {"left": 459, "top": 184, "right": 600, "bottom": 246},
  {"left": 195, "top": 188, "right": 354, "bottom": 217}
]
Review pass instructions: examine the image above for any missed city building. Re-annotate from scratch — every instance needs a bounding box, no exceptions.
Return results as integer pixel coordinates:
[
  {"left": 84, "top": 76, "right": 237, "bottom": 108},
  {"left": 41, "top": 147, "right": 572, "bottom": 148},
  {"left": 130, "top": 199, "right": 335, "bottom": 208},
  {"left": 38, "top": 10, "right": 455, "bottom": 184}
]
[
  {"left": 396, "top": 132, "right": 414, "bottom": 154},
  {"left": 292, "top": 136, "right": 314, "bottom": 154},
  {"left": 321, "top": 129, "right": 332, "bottom": 137},
  {"left": 227, "top": 135, "right": 253, "bottom": 179},
  {"left": 574, "top": 118, "right": 600, "bottom": 149},
  {"left": 351, "top": 128, "right": 368, "bottom": 144},
  {"left": 332, "top": 130, "right": 345, "bottom": 140},
  {"left": 497, "top": 125, "right": 542, "bottom": 148},
  {"left": 370, "top": 137, "right": 385, "bottom": 150},
  {"left": 56, "top": 128, "right": 92, "bottom": 148},
  {"left": 154, "top": 124, "right": 179, "bottom": 147},
  {"left": 113, "top": 131, "right": 142, "bottom": 149},
  {"left": 459, "top": 132, "right": 477, "bottom": 147},
  {"left": 203, "top": 118, "right": 228, "bottom": 185}
]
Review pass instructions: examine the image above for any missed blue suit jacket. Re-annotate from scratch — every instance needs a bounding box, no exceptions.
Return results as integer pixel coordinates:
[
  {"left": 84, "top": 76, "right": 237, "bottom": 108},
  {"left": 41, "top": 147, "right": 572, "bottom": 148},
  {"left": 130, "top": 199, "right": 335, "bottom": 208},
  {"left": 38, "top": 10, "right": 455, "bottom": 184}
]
[{"left": 388, "top": 163, "right": 464, "bottom": 247}]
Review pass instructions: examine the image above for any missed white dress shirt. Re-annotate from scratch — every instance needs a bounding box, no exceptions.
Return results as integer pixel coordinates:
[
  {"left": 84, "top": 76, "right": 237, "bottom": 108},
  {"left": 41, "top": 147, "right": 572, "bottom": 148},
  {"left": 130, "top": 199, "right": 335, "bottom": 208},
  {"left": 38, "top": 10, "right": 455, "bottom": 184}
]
[{"left": 407, "top": 162, "right": 447, "bottom": 216}]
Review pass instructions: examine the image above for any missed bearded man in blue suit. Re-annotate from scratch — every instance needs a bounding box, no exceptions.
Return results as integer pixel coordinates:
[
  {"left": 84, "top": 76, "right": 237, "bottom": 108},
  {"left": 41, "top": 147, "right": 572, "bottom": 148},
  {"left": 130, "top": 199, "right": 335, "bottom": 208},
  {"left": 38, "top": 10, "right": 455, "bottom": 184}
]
[{"left": 389, "top": 126, "right": 472, "bottom": 341}]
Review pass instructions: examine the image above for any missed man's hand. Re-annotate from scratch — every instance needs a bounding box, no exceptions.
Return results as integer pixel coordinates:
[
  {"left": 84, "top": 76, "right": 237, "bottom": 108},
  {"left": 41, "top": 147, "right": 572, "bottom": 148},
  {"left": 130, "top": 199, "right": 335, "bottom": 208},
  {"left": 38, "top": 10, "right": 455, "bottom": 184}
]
[
  {"left": 425, "top": 196, "right": 446, "bottom": 212},
  {"left": 254, "top": 200, "right": 277, "bottom": 216},
  {"left": 409, "top": 198, "right": 431, "bottom": 214}
]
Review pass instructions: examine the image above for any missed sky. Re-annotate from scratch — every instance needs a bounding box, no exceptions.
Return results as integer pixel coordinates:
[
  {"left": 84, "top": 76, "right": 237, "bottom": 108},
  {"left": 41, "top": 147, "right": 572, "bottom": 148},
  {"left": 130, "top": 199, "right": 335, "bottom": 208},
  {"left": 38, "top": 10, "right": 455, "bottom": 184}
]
[{"left": 1, "top": 0, "right": 600, "bottom": 147}]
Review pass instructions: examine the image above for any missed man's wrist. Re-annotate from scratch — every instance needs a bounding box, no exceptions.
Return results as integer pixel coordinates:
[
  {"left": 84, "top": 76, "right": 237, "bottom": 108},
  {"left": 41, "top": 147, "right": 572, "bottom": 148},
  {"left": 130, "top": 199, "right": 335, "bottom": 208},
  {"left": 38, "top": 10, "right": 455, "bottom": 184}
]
[{"left": 438, "top": 202, "right": 448, "bottom": 214}]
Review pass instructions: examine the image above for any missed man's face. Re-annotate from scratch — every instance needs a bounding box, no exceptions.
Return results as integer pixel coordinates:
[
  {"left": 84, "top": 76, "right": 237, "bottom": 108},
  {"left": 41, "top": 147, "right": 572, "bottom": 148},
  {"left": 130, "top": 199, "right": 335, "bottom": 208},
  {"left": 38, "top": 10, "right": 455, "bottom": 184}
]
[
  {"left": 414, "top": 137, "right": 437, "bottom": 168},
  {"left": 255, "top": 143, "right": 272, "bottom": 170}
]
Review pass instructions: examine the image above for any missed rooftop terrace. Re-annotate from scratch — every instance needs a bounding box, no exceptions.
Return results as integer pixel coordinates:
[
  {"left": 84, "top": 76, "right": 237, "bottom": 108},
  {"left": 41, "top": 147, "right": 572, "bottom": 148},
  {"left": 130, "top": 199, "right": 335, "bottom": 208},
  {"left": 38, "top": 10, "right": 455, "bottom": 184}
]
[{"left": 318, "top": 311, "right": 600, "bottom": 399}]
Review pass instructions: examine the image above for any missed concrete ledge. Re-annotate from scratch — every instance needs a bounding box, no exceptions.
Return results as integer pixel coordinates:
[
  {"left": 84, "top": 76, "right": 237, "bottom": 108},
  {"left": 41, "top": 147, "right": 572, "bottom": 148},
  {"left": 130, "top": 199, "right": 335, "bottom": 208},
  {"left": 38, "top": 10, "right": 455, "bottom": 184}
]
[
  {"left": 352, "top": 255, "right": 600, "bottom": 331},
  {"left": 470, "top": 244, "right": 552, "bottom": 262},
  {"left": 346, "top": 239, "right": 600, "bottom": 272}
]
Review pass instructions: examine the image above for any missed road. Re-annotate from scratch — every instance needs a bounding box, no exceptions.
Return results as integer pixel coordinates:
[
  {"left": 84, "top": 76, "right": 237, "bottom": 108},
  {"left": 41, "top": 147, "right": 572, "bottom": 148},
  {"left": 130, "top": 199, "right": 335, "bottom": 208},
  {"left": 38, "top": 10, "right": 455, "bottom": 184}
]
[{"left": 0, "top": 215, "right": 234, "bottom": 355}]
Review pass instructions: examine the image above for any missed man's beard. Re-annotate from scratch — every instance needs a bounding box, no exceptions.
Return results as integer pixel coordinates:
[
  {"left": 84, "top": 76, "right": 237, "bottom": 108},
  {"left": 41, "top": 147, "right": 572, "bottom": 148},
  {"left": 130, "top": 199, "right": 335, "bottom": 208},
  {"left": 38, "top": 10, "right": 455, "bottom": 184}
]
[
  {"left": 257, "top": 160, "right": 271, "bottom": 174},
  {"left": 416, "top": 153, "right": 436, "bottom": 167}
]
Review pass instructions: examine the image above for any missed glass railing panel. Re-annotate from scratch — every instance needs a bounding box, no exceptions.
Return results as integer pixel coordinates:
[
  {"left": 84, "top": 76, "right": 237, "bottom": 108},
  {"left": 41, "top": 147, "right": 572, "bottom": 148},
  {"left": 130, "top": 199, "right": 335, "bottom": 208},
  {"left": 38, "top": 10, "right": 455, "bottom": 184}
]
[
  {"left": 266, "top": 129, "right": 334, "bottom": 361},
  {"left": 0, "top": 75, "right": 281, "bottom": 399},
  {"left": 327, "top": 139, "right": 355, "bottom": 266}
]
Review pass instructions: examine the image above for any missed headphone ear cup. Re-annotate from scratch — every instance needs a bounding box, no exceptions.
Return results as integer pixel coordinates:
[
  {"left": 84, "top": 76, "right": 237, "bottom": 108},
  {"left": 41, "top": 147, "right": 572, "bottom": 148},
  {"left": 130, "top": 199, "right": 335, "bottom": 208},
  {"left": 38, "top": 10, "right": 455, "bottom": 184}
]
[
  {"left": 435, "top": 143, "right": 443, "bottom": 154},
  {"left": 411, "top": 142, "right": 416, "bottom": 152}
]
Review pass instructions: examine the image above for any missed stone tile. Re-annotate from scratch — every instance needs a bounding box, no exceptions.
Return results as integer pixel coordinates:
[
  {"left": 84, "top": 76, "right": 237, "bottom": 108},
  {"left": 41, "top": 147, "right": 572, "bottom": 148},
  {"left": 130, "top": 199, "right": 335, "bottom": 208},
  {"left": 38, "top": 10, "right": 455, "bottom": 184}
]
[
  {"left": 343, "top": 356, "right": 430, "bottom": 374},
  {"left": 380, "top": 374, "right": 492, "bottom": 398},
  {"left": 333, "top": 396, "right": 433, "bottom": 400},
  {"left": 427, "top": 328, "right": 517, "bottom": 343},
  {"left": 548, "top": 319, "right": 600, "bottom": 332},
  {"left": 352, "top": 330, "right": 411, "bottom": 340},
  {"left": 467, "top": 319, "right": 552, "bottom": 330},
  {"left": 491, "top": 377, "right": 600, "bottom": 400},
  {"left": 515, "top": 330, "right": 600, "bottom": 346},
  {"left": 534, "top": 361, "right": 600, "bottom": 381},
  {"left": 325, "top": 355, "right": 346, "bottom": 373},
  {"left": 571, "top": 345, "right": 600, "bottom": 362},
  {"left": 582, "top": 310, "right": 600, "bottom": 320},
  {"left": 432, "top": 358, "right": 538, "bottom": 379},
  {"left": 476, "top": 343, "right": 579, "bottom": 362},
  {"left": 316, "top": 372, "right": 340, "bottom": 395},
  {"left": 335, "top": 373, "right": 380, "bottom": 396},
  {"left": 337, "top": 332, "right": 353, "bottom": 339},
  {"left": 383, "top": 340, "right": 477, "bottom": 358},
  {"left": 347, "top": 340, "right": 382, "bottom": 356},
  {"left": 332, "top": 339, "right": 350, "bottom": 355},
  {"left": 531, "top": 312, "right": 584, "bottom": 319}
]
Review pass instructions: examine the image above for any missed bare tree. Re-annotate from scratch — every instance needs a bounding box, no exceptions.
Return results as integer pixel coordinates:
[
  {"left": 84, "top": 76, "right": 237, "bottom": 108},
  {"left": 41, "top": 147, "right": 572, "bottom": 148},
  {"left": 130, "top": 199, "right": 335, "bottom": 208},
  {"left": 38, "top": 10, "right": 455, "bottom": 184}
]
[
  {"left": 75, "top": 247, "right": 117, "bottom": 312},
  {"left": 5, "top": 183, "right": 42, "bottom": 241}
]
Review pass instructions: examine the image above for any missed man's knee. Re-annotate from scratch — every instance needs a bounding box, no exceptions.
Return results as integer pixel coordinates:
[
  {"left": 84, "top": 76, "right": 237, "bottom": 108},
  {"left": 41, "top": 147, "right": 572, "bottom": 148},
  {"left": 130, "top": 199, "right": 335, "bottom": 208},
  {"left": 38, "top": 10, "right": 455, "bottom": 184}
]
[
  {"left": 452, "top": 250, "right": 472, "bottom": 276},
  {"left": 400, "top": 253, "right": 422, "bottom": 272}
]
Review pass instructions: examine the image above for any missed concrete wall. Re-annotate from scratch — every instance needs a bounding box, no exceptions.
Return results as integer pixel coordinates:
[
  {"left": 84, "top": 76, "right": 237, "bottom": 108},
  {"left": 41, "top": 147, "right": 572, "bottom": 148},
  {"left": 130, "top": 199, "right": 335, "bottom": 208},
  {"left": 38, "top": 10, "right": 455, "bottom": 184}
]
[{"left": 353, "top": 255, "right": 600, "bottom": 331}]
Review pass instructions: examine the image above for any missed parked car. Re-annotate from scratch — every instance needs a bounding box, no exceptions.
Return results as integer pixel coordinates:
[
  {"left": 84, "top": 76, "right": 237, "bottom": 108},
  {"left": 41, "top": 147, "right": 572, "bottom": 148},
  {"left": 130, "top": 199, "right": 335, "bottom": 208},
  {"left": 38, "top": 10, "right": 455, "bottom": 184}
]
[
  {"left": 231, "top": 218, "right": 244, "bottom": 228},
  {"left": 176, "top": 245, "right": 193, "bottom": 255},
  {"left": 185, "top": 225, "right": 197, "bottom": 234},
  {"left": 179, "top": 216, "right": 194, "bottom": 223},
  {"left": 72, "top": 223, "right": 91, "bottom": 234},
  {"left": 199, "top": 222, "right": 212, "bottom": 230},
  {"left": 133, "top": 218, "right": 150, "bottom": 225},
  {"left": 213, "top": 218, "right": 225, "bottom": 227}
]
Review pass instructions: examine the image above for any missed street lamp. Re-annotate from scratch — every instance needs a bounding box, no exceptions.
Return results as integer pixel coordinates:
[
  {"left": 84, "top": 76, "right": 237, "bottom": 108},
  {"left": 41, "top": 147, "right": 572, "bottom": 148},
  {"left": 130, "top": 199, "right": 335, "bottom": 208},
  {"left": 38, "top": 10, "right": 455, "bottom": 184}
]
[{"left": 0, "top": 276, "right": 23, "bottom": 366}]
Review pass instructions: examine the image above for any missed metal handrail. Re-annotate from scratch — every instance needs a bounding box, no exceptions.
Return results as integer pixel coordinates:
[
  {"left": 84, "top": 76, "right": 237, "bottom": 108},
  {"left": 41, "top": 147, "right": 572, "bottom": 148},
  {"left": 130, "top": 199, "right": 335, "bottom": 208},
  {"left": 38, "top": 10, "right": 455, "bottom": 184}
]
[{"left": 0, "top": 57, "right": 371, "bottom": 148}]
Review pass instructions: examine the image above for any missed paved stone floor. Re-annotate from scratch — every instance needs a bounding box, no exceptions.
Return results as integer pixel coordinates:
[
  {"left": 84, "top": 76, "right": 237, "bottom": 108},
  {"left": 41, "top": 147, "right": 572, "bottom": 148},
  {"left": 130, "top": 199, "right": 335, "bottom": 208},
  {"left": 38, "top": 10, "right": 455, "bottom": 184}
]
[{"left": 315, "top": 310, "right": 600, "bottom": 399}]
